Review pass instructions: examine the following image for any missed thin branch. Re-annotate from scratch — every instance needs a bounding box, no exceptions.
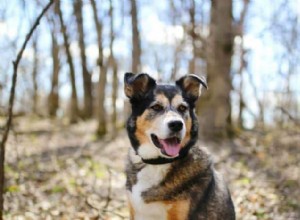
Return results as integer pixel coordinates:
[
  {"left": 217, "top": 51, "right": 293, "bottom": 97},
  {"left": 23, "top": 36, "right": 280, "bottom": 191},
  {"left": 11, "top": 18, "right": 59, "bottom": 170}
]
[
  {"left": 0, "top": 1, "right": 55, "bottom": 218},
  {"left": 277, "top": 106, "right": 300, "bottom": 126},
  {"left": 103, "top": 167, "right": 112, "bottom": 209}
]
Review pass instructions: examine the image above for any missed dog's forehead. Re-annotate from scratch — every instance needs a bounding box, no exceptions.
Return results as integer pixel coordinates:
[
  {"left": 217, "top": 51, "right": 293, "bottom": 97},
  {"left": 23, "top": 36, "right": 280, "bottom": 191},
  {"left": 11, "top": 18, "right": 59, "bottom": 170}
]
[{"left": 154, "top": 85, "right": 181, "bottom": 103}]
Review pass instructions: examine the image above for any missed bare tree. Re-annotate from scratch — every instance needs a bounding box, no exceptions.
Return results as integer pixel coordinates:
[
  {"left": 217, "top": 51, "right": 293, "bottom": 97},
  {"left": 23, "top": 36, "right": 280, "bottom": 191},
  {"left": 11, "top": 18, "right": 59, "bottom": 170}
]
[
  {"left": 31, "top": 33, "right": 39, "bottom": 114},
  {"left": 48, "top": 17, "right": 60, "bottom": 117},
  {"left": 109, "top": 0, "right": 118, "bottom": 132},
  {"left": 270, "top": 1, "right": 300, "bottom": 127},
  {"left": 73, "top": 0, "right": 93, "bottom": 118},
  {"left": 48, "top": 31, "right": 60, "bottom": 117},
  {"left": 169, "top": 0, "right": 185, "bottom": 81},
  {"left": 0, "top": 2, "right": 54, "bottom": 218},
  {"left": 56, "top": 1, "right": 79, "bottom": 123},
  {"left": 197, "top": 0, "right": 234, "bottom": 139},
  {"left": 90, "top": 0, "right": 107, "bottom": 136},
  {"left": 188, "top": 0, "right": 196, "bottom": 74},
  {"left": 236, "top": 0, "right": 250, "bottom": 129},
  {"left": 130, "top": 0, "right": 141, "bottom": 73}
]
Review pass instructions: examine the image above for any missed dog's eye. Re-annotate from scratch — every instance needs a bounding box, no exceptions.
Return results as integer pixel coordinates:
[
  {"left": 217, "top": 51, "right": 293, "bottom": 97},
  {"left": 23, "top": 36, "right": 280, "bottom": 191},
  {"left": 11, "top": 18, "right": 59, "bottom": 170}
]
[
  {"left": 178, "top": 105, "right": 188, "bottom": 113},
  {"left": 151, "top": 104, "right": 164, "bottom": 112}
]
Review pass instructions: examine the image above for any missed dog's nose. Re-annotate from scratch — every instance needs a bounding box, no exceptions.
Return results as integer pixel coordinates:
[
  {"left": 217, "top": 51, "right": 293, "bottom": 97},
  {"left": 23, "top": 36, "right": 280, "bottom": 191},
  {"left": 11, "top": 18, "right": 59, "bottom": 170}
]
[{"left": 168, "top": 120, "right": 183, "bottom": 132}]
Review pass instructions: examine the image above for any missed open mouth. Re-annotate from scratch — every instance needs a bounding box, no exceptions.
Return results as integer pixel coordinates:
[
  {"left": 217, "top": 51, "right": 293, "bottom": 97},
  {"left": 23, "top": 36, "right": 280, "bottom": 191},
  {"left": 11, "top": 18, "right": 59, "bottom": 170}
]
[{"left": 151, "top": 134, "right": 181, "bottom": 157}]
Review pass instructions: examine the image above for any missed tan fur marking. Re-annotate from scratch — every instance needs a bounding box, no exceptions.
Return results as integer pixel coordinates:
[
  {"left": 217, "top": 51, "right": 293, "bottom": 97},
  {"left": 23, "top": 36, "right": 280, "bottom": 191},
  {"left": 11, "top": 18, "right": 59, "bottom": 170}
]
[
  {"left": 171, "top": 94, "right": 185, "bottom": 106},
  {"left": 181, "top": 116, "right": 192, "bottom": 147},
  {"left": 165, "top": 200, "right": 190, "bottom": 220},
  {"left": 128, "top": 200, "right": 135, "bottom": 220},
  {"left": 135, "top": 110, "right": 152, "bottom": 144},
  {"left": 135, "top": 94, "right": 169, "bottom": 145},
  {"left": 155, "top": 94, "right": 169, "bottom": 106},
  {"left": 125, "top": 85, "right": 133, "bottom": 97}
]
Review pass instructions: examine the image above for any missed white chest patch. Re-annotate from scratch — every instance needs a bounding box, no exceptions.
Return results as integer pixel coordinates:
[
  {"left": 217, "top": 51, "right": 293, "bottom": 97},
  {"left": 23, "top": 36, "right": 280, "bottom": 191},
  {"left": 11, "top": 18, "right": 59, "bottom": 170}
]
[{"left": 128, "top": 164, "right": 171, "bottom": 220}]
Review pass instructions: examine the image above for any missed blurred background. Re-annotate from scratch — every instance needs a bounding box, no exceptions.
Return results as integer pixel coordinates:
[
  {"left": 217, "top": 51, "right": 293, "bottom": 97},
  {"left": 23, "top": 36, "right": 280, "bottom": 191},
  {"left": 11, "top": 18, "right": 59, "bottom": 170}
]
[{"left": 0, "top": 0, "right": 299, "bottom": 219}]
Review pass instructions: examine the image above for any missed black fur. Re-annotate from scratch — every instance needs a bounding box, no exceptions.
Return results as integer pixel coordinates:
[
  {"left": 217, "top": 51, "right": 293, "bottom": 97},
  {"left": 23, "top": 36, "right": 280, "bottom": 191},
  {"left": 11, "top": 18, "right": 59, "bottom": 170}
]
[
  {"left": 125, "top": 74, "right": 199, "bottom": 162},
  {"left": 125, "top": 73, "right": 235, "bottom": 219}
]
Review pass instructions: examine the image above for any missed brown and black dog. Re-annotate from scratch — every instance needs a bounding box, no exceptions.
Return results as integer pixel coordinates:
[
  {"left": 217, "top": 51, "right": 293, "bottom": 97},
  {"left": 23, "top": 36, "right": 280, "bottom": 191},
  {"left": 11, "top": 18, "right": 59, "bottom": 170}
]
[{"left": 124, "top": 73, "right": 235, "bottom": 220}]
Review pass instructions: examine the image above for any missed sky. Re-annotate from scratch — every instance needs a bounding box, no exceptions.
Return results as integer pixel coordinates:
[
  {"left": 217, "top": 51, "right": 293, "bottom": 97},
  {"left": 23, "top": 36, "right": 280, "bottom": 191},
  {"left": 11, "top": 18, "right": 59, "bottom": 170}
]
[{"left": 0, "top": 0, "right": 299, "bottom": 128}]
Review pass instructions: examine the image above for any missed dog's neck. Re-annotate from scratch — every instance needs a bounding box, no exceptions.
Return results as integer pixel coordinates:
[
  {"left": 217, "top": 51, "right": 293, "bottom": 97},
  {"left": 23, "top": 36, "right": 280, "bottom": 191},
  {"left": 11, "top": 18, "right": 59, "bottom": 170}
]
[{"left": 141, "top": 148, "right": 189, "bottom": 165}]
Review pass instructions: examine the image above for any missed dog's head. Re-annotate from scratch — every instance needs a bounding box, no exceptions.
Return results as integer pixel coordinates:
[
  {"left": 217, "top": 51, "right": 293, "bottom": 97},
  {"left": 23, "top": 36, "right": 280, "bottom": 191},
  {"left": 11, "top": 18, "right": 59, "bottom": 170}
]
[{"left": 124, "top": 73, "right": 207, "bottom": 163}]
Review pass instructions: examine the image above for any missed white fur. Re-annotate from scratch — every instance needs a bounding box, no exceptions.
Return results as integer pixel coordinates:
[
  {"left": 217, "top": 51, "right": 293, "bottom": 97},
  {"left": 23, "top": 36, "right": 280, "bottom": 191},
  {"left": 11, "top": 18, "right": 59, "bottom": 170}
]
[
  {"left": 128, "top": 164, "right": 171, "bottom": 220},
  {"left": 138, "top": 142, "right": 161, "bottom": 160}
]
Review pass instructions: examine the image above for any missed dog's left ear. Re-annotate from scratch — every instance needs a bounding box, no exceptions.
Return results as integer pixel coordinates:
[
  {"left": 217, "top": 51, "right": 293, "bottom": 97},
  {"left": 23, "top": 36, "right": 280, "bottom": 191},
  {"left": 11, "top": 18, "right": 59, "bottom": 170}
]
[
  {"left": 124, "top": 72, "right": 156, "bottom": 100},
  {"left": 176, "top": 74, "right": 207, "bottom": 102}
]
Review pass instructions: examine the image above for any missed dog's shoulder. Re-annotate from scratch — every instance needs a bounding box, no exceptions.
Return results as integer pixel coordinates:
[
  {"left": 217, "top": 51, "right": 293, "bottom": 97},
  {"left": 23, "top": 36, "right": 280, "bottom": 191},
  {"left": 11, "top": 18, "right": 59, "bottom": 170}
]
[{"left": 187, "top": 146, "right": 236, "bottom": 220}]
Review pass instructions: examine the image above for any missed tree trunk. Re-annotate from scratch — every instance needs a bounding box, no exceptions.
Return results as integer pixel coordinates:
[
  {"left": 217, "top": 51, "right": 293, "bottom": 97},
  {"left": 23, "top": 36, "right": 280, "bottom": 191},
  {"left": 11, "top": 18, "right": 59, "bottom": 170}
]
[
  {"left": 130, "top": 0, "right": 141, "bottom": 73},
  {"left": 48, "top": 30, "right": 60, "bottom": 117},
  {"left": 237, "top": 0, "right": 250, "bottom": 129},
  {"left": 0, "top": 2, "right": 54, "bottom": 218},
  {"left": 197, "top": 0, "right": 234, "bottom": 139},
  {"left": 109, "top": 0, "right": 118, "bottom": 132},
  {"left": 56, "top": 1, "right": 79, "bottom": 123},
  {"left": 32, "top": 35, "right": 38, "bottom": 114},
  {"left": 188, "top": 0, "right": 196, "bottom": 74},
  {"left": 73, "top": 0, "right": 93, "bottom": 118},
  {"left": 90, "top": 0, "right": 107, "bottom": 136}
]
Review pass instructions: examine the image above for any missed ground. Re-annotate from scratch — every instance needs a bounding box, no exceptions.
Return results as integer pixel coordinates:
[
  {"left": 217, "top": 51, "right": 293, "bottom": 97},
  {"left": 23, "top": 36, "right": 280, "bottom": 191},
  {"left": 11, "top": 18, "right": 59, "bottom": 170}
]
[{"left": 2, "top": 117, "right": 300, "bottom": 219}]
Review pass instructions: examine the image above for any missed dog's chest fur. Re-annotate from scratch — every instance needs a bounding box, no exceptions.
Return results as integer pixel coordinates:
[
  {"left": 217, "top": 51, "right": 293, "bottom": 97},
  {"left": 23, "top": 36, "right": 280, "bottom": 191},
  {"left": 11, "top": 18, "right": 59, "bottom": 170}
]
[
  {"left": 126, "top": 147, "right": 213, "bottom": 220},
  {"left": 128, "top": 164, "right": 171, "bottom": 220}
]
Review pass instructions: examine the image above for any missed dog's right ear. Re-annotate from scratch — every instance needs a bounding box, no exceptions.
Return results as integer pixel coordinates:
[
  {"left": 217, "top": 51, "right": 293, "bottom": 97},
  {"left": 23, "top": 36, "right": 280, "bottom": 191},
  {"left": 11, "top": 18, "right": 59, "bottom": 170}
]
[{"left": 124, "top": 73, "right": 156, "bottom": 99}]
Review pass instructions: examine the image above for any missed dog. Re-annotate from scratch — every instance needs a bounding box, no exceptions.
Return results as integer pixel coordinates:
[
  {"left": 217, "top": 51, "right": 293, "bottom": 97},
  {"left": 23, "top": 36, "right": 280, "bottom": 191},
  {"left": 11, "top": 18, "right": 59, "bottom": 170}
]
[{"left": 124, "top": 73, "right": 235, "bottom": 220}]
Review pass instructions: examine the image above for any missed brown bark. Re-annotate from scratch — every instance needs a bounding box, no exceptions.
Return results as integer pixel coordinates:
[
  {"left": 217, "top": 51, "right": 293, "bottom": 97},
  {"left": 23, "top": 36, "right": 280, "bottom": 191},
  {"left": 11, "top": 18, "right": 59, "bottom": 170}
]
[
  {"left": 73, "top": 0, "right": 93, "bottom": 118},
  {"left": 130, "top": 0, "right": 141, "bottom": 73},
  {"left": 48, "top": 30, "right": 60, "bottom": 117},
  {"left": 197, "top": 0, "right": 234, "bottom": 139},
  {"left": 109, "top": 0, "right": 118, "bottom": 132},
  {"left": 90, "top": 0, "right": 107, "bottom": 136},
  {"left": 56, "top": 1, "right": 79, "bottom": 123},
  {"left": 32, "top": 35, "right": 38, "bottom": 114},
  {"left": 237, "top": 45, "right": 245, "bottom": 129},
  {"left": 188, "top": 0, "right": 196, "bottom": 74},
  {"left": 112, "top": 62, "right": 118, "bottom": 131}
]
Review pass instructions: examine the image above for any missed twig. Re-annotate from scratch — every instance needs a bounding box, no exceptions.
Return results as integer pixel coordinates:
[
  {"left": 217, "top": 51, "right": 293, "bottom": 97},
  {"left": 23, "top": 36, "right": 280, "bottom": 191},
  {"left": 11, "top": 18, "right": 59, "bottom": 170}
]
[
  {"left": 0, "top": 1, "right": 55, "bottom": 218},
  {"left": 103, "top": 166, "right": 112, "bottom": 209},
  {"left": 277, "top": 106, "right": 300, "bottom": 126},
  {"left": 102, "top": 209, "right": 126, "bottom": 219}
]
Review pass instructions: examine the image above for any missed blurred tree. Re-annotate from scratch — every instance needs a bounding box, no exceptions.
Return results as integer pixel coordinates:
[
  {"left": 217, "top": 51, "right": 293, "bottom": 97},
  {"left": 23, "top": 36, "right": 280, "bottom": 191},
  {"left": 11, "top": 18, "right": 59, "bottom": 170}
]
[
  {"left": 109, "top": 0, "right": 118, "bottom": 132},
  {"left": 270, "top": 1, "right": 300, "bottom": 127},
  {"left": 56, "top": 1, "right": 79, "bottom": 123},
  {"left": 74, "top": 0, "right": 93, "bottom": 118},
  {"left": 90, "top": 0, "right": 107, "bottom": 136},
  {"left": 48, "top": 30, "right": 60, "bottom": 117},
  {"left": 169, "top": 0, "right": 186, "bottom": 81},
  {"left": 31, "top": 33, "right": 38, "bottom": 114},
  {"left": 188, "top": 0, "right": 196, "bottom": 74},
  {"left": 236, "top": 0, "right": 250, "bottom": 129},
  {"left": 130, "top": 0, "right": 141, "bottom": 73},
  {"left": 47, "top": 9, "right": 60, "bottom": 117},
  {"left": 197, "top": 0, "right": 234, "bottom": 139}
]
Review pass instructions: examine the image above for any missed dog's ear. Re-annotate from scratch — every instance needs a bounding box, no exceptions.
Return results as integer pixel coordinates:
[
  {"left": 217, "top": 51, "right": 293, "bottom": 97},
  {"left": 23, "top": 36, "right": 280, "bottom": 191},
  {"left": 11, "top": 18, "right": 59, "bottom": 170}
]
[
  {"left": 124, "top": 72, "right": 156, "bottom": 99},
  {"left": 176, "top": 74, "right": 207, "bottom": 102}
]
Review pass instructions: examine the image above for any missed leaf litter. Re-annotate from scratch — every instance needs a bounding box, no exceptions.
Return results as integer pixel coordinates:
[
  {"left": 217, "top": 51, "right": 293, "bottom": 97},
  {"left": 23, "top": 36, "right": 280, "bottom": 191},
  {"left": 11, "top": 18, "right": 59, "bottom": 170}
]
[{"left": 2, "top": 117, "right": 300, "bottom": 219}]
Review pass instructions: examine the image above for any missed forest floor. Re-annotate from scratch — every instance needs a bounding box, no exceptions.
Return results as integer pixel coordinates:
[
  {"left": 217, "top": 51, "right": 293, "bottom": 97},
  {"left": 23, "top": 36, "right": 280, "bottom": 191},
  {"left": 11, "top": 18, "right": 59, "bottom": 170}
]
[{"left": 1, "top": 116, "right": 300, "bottom": 220}]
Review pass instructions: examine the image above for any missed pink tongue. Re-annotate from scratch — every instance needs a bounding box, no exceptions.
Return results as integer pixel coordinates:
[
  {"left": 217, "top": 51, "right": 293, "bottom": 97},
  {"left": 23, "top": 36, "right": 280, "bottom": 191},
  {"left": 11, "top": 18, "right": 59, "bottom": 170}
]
[{"left": 160, "top": 140, "right": 181, "bottom": 157}]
